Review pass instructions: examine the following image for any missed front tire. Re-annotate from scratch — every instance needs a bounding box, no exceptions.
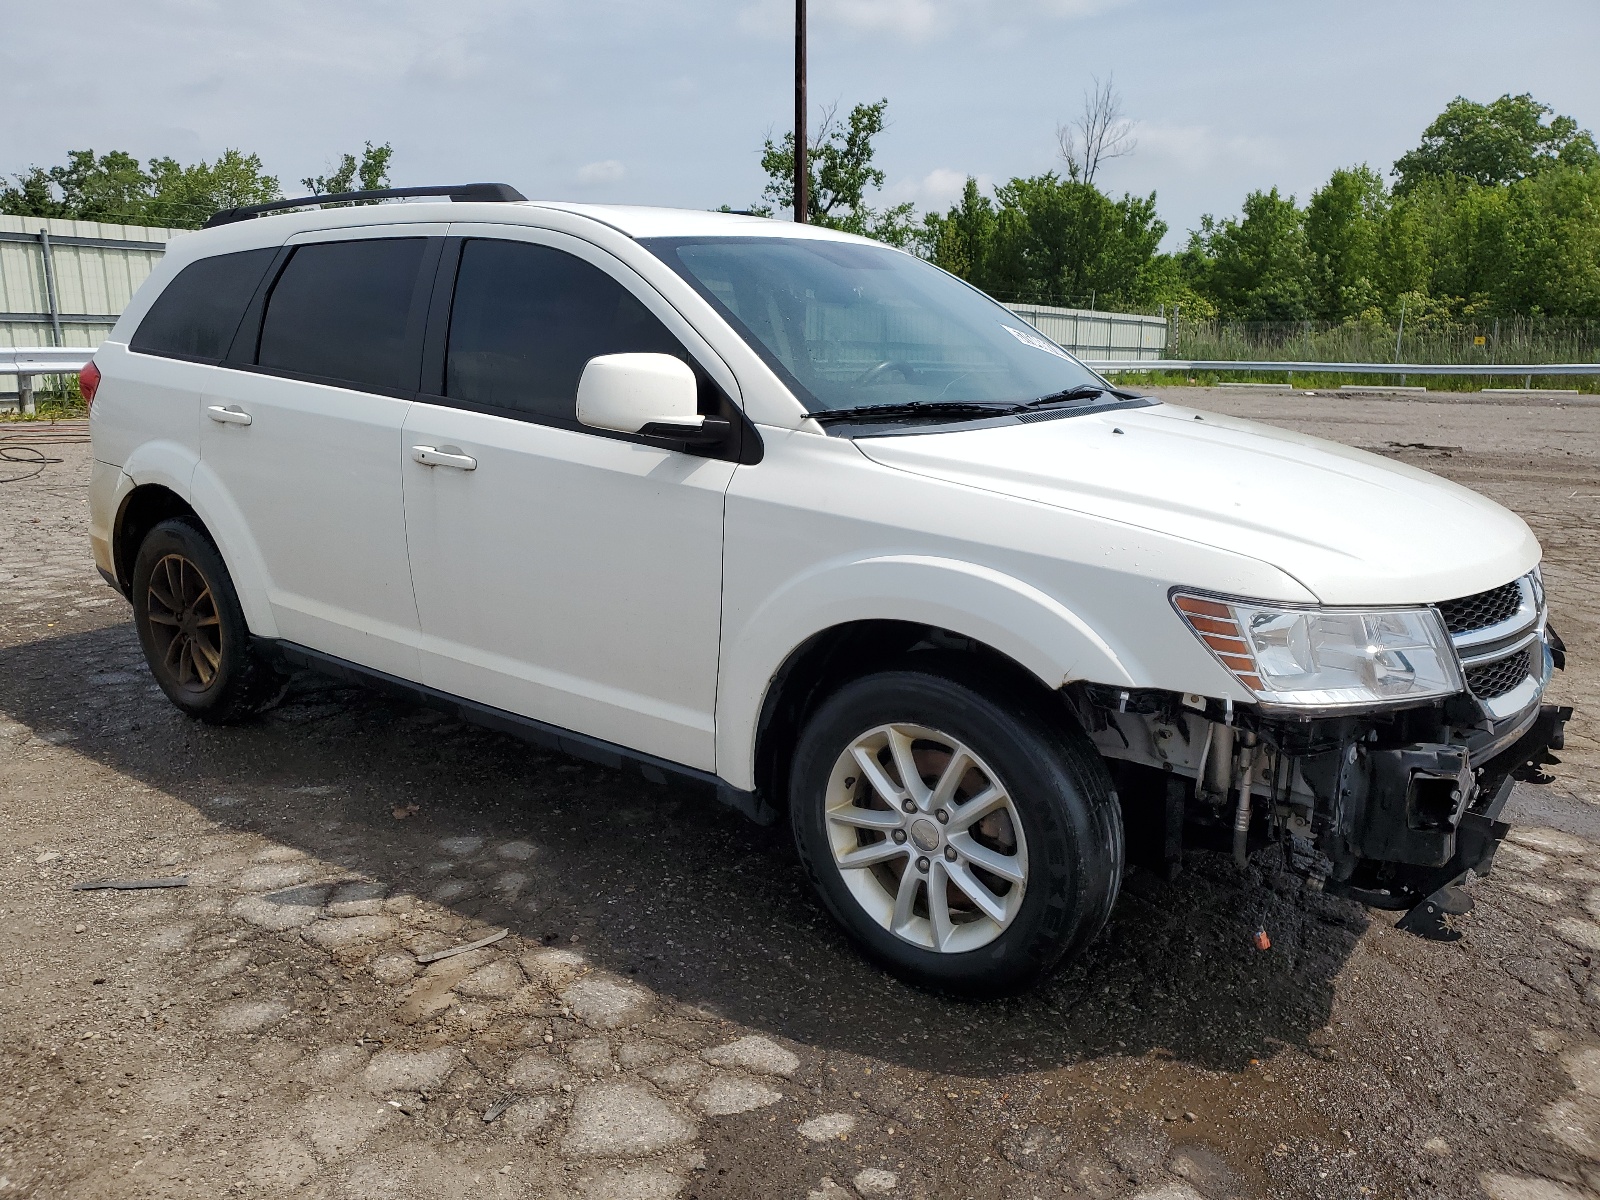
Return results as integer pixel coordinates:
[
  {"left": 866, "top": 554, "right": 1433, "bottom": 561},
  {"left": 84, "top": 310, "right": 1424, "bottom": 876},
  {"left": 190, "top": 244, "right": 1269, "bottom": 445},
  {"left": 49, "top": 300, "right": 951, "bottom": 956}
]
[
  {"left": 131, "top": 518, "right": 285, "bottom": 724},
  {"left": 790, "top": 662, "right": 1123, "bottom": 995}
]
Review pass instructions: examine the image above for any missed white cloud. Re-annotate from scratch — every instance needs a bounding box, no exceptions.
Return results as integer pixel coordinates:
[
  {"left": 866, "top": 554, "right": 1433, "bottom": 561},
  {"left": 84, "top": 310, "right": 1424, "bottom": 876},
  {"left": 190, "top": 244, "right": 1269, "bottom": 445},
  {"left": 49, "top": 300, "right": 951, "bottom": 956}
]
[
  {"left": 825, "top": 0, "right": 944, "bottom": 38},
  {"left": 737, "top": 0, "right": 1130, "bottom": 41},
  {"left": 576, "top": 159, "right": 627, "bottom": 186},
  {"left": 1031, "top": 0, "right": 1130, "bottom": 15},
  {"left": 1130, "top": 122, "right": 1282, "bottom": 179},
  {"left": 407, "top": 39, "right": 485, "bottom": 85},
  {"left": 882, "top": 167, "right": 993, "bottom": 210}
]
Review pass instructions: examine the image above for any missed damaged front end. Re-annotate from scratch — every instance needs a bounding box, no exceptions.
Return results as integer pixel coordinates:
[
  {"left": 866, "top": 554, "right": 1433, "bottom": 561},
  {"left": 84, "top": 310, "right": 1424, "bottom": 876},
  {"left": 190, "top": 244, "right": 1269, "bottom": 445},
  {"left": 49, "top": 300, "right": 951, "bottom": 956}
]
[{"left": 1072, "top": 572, "right": 1572, "bottom": 940}]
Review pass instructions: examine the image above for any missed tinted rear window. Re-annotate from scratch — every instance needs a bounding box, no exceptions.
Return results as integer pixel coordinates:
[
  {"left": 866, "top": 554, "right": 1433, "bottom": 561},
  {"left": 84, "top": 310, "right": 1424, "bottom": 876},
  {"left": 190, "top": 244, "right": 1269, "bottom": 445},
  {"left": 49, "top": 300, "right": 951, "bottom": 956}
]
[
  {"left": 130, "top": 248, "right": 276, "bottom": 362},
  {"left": 257, "top": 238, "right": 426, "bottom": 391},
  {"left": 445, "top": 239, "right": 682, "bottom": 420}
]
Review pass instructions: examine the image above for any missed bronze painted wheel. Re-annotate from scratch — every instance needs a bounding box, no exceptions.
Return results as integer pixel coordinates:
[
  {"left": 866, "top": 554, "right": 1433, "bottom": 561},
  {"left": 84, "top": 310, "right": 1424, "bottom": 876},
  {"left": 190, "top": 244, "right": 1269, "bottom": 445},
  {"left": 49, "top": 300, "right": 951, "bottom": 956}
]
[
  {"left": 144, "top": 553, "right": 224, "bottom": 694},
  {"left": 131, "top": 517, "right": 286, "bottom": 723}
]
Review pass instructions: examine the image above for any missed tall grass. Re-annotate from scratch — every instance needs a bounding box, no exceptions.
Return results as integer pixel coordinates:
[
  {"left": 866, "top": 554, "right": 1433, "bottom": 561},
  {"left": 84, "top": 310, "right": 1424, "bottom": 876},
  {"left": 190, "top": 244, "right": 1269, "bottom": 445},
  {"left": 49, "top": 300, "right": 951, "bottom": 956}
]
[
  {"left": 1099, "top": 316, "right": 1600, "bottom": 393},
  {"left": 1172, "top": 316, "right": 1600, "bottom": 367},
  {"left": 0, "top": 376, "right": 85, "bottom": 421}
]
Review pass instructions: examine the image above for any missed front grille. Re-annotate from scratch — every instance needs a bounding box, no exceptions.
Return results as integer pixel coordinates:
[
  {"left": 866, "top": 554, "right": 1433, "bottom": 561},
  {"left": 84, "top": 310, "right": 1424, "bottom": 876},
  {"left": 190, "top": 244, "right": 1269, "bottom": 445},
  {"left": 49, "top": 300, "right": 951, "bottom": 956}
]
[
  {"left": 1465, "top": 648, "right": 1532, "bottom": 699},
  {"left": 1437, "top": 580, "right": 1524, "bottom": 636}
]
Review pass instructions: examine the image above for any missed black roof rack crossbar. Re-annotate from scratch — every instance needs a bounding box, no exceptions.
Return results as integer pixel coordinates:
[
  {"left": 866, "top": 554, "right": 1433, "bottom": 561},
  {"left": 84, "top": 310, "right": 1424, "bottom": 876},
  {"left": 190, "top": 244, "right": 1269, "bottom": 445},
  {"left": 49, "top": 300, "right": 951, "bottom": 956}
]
[{"left": 203, "top": 183, "right": 527, "bottom": 228}]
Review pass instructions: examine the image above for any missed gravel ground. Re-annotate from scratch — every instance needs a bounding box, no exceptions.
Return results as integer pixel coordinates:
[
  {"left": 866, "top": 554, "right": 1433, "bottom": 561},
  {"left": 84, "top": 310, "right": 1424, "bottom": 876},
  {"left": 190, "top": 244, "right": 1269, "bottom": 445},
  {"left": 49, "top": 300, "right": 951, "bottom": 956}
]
[{"left": 0, "top": 388, "right": 1597, "bottom": 1200}]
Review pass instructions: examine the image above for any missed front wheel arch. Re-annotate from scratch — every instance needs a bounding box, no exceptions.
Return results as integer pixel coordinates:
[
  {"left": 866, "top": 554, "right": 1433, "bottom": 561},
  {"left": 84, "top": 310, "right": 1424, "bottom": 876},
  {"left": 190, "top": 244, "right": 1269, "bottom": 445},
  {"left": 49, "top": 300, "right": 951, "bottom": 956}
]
[{"left": 751, "top": 622, "right": 1090, "bottom": 819}]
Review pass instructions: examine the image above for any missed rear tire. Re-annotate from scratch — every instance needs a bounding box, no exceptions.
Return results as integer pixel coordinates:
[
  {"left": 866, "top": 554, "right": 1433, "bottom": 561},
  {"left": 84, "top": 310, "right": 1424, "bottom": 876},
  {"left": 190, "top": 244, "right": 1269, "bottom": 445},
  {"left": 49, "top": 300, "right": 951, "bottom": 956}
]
[
  {"left": 789, "top": 660, "right": 1122, "bottom": 996},
  {"left": 131, "top": 518, "right": 286, "bottom": 724}
]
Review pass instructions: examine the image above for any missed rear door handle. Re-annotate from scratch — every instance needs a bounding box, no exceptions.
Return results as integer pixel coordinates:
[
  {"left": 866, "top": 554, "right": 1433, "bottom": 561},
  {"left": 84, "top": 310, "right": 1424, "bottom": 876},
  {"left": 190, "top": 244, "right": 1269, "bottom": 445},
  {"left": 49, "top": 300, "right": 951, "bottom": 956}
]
[
  {"left": 207, "top": 405, "right": 252, "bottom": 426},
  {"left": 411, "top": 445, "right": 477, "bottom": 471}
]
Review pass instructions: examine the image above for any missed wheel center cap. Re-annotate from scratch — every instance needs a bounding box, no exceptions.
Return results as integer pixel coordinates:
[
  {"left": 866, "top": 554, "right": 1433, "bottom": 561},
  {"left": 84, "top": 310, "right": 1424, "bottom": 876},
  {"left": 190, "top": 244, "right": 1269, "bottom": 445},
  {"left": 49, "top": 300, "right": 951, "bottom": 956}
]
[{"left": 909, "top": 817, "right": 941, "bottom": 852}]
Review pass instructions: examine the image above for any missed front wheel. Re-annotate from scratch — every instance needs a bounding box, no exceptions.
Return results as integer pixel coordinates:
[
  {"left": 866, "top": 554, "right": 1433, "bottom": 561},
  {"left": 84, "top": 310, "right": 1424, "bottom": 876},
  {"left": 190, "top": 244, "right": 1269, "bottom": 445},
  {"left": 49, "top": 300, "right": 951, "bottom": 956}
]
[
  {"left": 131, "top": 518, "right": 286, "bottom": 723},
  {"left": 789, "top": 663, "right": 1123, "bottom": 995}
]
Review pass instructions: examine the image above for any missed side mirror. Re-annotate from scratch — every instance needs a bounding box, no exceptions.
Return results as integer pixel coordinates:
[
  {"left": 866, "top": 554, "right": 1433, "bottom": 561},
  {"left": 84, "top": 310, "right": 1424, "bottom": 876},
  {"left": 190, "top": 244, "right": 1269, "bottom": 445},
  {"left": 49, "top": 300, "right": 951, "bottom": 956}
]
[{"left": 577, "top": 353, "right": 729, "bottom": 444}]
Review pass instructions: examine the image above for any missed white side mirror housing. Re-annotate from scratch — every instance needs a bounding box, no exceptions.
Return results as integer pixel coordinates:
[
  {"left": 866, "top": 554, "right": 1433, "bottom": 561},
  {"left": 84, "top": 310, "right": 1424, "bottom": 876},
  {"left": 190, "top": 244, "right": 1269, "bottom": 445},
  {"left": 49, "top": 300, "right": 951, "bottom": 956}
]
[{"left": 577, "top": 353, "right": 702, "bottom": 436}]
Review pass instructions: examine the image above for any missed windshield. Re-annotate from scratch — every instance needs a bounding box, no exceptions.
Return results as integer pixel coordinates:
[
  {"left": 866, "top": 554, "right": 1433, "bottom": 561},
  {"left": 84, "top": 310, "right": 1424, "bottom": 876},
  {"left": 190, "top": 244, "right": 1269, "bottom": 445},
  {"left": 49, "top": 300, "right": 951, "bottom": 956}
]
[{"left": 641, "top": 236, "right": 1106, "bottom": 414}]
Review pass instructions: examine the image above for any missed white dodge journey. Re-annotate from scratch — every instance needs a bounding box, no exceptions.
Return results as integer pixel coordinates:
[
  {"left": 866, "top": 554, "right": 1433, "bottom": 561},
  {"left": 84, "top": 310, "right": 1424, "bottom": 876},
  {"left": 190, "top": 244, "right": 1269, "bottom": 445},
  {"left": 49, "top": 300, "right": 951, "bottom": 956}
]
[{"left": 83, "top": 183, "right": 1571, "bottom": 993}]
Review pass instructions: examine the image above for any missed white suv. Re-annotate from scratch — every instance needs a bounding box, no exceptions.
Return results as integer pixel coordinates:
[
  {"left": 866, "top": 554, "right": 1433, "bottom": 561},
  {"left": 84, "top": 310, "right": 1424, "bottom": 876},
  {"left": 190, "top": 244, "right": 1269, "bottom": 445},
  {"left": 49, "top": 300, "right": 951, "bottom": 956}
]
[{"left": 84, "top": 184, "right": 1570, "bottom": 993}]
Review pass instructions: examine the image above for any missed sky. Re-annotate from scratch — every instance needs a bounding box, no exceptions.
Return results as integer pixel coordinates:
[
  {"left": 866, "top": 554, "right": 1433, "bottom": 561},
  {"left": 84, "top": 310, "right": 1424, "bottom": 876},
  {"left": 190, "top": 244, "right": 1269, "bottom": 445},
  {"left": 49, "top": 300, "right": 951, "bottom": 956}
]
[{"left": 6, "top": 0, "right": 1600, "bottom": 249}]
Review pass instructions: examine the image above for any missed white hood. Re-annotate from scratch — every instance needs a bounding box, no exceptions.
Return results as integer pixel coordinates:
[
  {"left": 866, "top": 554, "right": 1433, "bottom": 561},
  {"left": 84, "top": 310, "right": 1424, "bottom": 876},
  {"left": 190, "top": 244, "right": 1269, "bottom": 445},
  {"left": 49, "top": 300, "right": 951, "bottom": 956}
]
[{"left": 852, "top": 402, "right": 1540, "bottom": 606}]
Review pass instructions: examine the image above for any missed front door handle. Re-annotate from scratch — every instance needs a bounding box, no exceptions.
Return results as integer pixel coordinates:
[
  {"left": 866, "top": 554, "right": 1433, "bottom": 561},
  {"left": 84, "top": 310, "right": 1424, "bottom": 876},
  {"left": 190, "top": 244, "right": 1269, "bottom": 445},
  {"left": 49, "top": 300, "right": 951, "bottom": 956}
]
[
  {"left": 411, "top": 445, "right": 477, "bottom": 471},
  {"left": 207, "top": 404, "right": 252, "bottom": 426}
]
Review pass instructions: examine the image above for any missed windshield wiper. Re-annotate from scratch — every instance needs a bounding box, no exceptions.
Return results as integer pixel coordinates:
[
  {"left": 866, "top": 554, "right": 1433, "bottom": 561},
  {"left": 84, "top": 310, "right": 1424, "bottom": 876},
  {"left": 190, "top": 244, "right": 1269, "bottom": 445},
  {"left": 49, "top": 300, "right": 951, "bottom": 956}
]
[
  {"left": 1022, "top": 383, "right": 1142, "bottom": 408},
  {"left": 806, "top": 400, "right": 1021, "bottom": 424}
]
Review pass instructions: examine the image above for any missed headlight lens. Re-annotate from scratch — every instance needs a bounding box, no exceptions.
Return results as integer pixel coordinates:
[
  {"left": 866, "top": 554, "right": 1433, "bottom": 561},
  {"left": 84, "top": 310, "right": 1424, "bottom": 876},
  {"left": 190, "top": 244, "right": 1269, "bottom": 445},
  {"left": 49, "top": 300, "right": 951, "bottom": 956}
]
[{"left": 1173, "top": 592, "right": 1462, "bottom": 709}]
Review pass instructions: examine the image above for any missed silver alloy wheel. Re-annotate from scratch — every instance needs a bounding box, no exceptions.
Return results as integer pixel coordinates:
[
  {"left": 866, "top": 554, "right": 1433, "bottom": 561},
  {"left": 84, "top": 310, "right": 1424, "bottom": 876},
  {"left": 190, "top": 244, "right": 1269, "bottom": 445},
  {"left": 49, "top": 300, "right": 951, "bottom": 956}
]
[{"left": 824, "top": 723, "right": 1028, "bottom": 953}]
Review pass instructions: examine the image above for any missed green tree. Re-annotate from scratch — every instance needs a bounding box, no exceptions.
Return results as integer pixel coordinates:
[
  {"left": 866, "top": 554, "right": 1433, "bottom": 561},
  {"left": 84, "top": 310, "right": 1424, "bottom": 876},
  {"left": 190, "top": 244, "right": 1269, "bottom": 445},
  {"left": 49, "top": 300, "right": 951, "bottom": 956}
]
[
  {"left": 51, "top": 150, "right": 152, "bottom": 223},
  {"left": 1186, "top": 188, "right": 1312, "bottom": 320},
  {"left": 1393, "top": 93, "right": 1599, "bottom": 192},
  {"left": 988, "top": 174, "right": 1165, "bottom": 308},
  {"left": 0, "top": 150, "right": 152, "bottom": 224},
  {"left": 0, "top": 167, "right": 70, "bottom": 219},
  {"left": 145, "top": 151, "right": 282, "bottom": 227},
  {"left": 1, "top": 147, "right": 283, "bottom": 228},
  {"left": 1305, "top": 166, "right": 1386, "bottom": 319},
  {"left": 920, "top": 177, "right": 996, "bottom": 280},
  {"left": 757, "top": 100, "right": 916, "bottom": 245},
  {"left": 1136, "top": 254, "right": 1217, "bottom": 321},
  {"left": 1473, "top": 166, "right": 1600, "bottom": 317},
  {"left": 301, "top": 141, "right": 395, "bottom": 199},
  {"left": 922, "top": 173, "right": 1166, "bottom": 310}
]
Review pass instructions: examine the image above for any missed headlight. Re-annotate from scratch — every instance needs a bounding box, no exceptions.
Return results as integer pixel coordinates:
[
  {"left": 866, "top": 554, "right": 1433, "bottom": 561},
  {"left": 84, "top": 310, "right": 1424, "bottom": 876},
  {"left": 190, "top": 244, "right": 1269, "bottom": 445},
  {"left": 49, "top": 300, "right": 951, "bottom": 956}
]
[{"left": 1172, "top": 591, "right": 1462, "bottom": 710}]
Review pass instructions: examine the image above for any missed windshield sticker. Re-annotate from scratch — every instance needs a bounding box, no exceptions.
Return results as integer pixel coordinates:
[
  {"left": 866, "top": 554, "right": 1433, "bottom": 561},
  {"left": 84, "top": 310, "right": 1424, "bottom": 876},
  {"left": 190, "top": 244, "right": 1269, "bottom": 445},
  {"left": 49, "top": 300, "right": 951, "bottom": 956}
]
[{"left": 1001, "top": 324, "right": 1074, "bottom": 361}]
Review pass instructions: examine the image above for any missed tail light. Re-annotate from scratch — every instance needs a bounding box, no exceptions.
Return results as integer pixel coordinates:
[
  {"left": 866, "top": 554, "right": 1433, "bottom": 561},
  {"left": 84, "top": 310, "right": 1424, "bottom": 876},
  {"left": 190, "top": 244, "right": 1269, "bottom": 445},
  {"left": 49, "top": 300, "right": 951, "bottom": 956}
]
[{"left": 79, "top": 360, "right": 101, "bottom": 409}]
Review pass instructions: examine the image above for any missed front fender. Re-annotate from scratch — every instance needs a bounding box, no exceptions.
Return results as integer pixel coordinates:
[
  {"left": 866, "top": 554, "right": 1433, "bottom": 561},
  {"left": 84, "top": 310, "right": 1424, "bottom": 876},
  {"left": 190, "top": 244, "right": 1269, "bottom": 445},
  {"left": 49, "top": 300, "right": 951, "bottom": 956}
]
[{"left": 714, "top": 553, "right": 1137, "bottom": 790}]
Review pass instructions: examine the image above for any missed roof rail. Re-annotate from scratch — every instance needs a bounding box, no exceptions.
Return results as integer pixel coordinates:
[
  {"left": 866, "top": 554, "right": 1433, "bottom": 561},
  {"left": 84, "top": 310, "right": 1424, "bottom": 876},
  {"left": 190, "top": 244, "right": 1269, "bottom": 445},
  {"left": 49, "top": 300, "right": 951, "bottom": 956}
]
[{"left": 203, "top": 183, "right": 527, "bottom": 228}]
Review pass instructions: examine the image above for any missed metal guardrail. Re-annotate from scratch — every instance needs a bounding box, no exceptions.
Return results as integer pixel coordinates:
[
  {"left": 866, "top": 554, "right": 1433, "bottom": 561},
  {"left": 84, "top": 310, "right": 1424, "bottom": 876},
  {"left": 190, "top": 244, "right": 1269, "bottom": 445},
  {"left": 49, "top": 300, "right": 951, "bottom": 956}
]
[
  {"left": 1086, "top": 359, "right": 1600, "bottom": 377},
  {"left": 0, "top": 347, "right": 91, "bottom": 414},
  {"left": 0, "top": 347, "right": 93, "bottom": 374}
]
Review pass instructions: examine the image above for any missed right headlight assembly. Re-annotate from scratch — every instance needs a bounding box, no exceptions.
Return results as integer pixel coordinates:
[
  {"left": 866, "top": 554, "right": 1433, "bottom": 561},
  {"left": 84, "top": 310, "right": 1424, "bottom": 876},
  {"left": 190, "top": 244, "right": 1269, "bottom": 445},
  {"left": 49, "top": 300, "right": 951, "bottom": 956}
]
[{"left": 1172, "top": 591, "right": 1463, "bottom": 711}]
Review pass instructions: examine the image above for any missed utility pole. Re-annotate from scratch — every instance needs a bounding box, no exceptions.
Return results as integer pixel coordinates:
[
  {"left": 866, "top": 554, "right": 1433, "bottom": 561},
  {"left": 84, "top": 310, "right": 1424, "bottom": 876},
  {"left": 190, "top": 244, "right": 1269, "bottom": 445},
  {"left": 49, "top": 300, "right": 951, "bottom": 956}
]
[{"left": 794, "top": 0, "right": 808, "bottom": 223}]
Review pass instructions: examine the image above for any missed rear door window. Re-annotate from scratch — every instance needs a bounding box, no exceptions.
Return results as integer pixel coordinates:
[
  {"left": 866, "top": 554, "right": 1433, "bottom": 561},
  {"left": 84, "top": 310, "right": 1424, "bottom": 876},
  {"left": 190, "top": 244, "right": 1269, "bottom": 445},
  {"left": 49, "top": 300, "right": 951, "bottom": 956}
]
[
  {"left": 444, "top": 239, "right": 682, "bottom": 421},
  {"left": 257, "top": 238, "right": 427, "bottom": 391},
  {"left": 130, "top": 248, "right": 277, "bottom": 362}
]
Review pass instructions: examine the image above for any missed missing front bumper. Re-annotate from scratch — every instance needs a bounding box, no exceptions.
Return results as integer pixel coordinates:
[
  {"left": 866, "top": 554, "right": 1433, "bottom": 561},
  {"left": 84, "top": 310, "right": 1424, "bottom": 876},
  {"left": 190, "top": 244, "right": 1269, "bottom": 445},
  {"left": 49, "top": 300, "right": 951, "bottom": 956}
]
[{"left": 1309, "top": 702, "right": 1571, "bottom": 906}]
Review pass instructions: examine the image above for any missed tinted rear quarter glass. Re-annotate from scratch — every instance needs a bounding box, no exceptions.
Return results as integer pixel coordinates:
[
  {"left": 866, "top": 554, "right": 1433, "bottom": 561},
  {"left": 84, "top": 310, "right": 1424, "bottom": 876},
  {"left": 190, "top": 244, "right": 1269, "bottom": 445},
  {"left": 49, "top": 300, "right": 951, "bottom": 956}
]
[
  {"left": 258, "top": 238, "right": 426, "bottom": 391},
  {"left": 130, "top": 248, "right": 277, "bottom": 362},
  {"left": 445, "top": 239, "right": 682, "bottom": 421}
]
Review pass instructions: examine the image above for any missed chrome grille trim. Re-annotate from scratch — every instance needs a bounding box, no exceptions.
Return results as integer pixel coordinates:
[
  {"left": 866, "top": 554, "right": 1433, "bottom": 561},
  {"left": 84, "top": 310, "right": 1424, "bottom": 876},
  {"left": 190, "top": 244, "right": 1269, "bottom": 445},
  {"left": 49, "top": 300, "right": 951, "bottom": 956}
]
[
  {"left": 1465, "top": 647, "right": 1533, "bottom": 700},
  {"left": 1440, "top": 572, "right": 1547, "bottom": 719},
  {"left": 1444, "top": 574, "right": 1540, "bottom": 653},
  {"left": 1437, "top": 580, "right": 1524, "bottom": 635},
  {"left": 1455, "top": 626, "right": 1544, "bottom": 669}
]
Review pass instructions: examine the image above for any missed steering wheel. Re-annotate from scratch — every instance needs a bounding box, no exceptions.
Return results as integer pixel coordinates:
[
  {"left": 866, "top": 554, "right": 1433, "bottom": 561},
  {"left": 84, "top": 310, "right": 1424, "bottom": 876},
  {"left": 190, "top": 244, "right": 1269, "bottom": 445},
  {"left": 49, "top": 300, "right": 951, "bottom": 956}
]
[{"left": 852, "top": 360, "right": 917, "bottom": 388}]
